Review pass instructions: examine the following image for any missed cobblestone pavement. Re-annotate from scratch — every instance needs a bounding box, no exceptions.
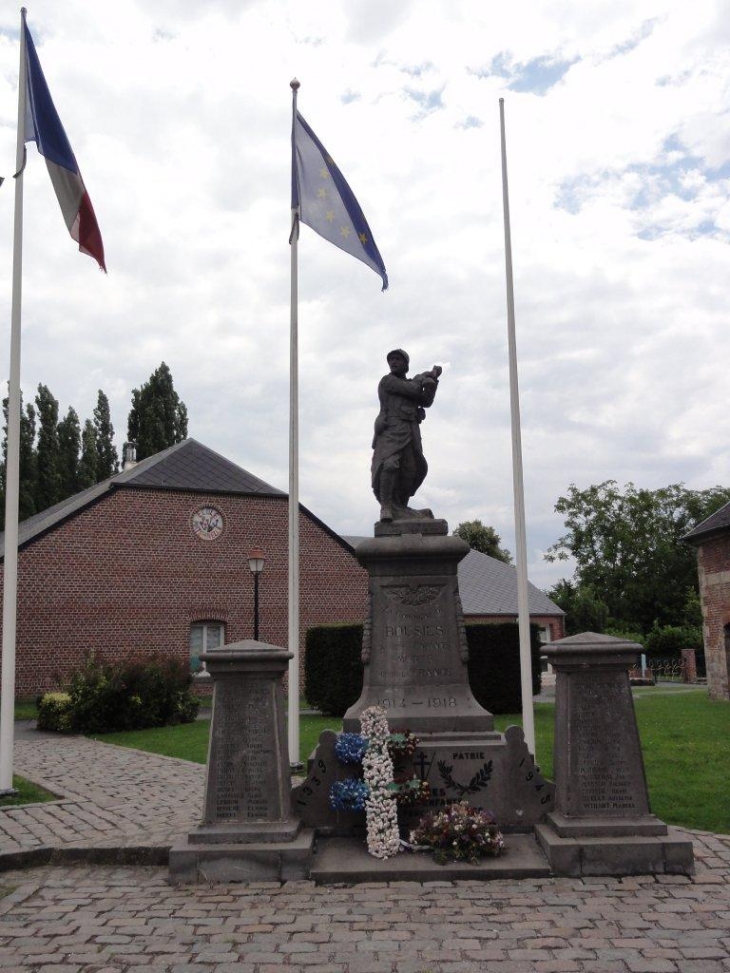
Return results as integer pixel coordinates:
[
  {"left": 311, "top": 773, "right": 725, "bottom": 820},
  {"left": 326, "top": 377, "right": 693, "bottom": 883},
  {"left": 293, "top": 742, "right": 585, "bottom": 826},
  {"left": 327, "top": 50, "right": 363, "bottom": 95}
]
[
  {"left": 1, "top": 727, "right": 730, "bottom": 971},
  {"left": 0, "top": 837, "right": 729, "bottom": 973},
  {"left": 1, "top": 729, "right": 204, "bottom": 858}
]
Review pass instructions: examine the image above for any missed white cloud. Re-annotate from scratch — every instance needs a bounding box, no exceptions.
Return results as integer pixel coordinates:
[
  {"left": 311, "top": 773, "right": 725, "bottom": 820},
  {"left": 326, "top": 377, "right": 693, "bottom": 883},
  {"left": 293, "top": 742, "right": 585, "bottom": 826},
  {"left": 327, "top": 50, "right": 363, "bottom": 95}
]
[{"left": 0, "top": 0, "right": 727, "bottom": 597}]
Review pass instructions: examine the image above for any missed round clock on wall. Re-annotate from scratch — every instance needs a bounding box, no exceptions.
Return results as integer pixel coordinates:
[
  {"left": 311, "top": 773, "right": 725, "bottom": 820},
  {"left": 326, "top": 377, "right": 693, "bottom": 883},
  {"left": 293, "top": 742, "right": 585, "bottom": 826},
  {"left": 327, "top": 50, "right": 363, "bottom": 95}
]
[{"left": 191, "top": 505, "right": 224, "bottom": 541}]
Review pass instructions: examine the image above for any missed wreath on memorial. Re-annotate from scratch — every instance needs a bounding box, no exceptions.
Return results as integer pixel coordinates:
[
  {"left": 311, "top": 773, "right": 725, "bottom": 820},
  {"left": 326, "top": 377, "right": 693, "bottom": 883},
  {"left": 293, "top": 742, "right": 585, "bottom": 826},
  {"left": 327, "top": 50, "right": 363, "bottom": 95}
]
[
  {"left": 327, "top": 708, "right": 432, "bottom": 858},
  {"left": 409, "top": 801, "right": 505, "bottom": 865}
]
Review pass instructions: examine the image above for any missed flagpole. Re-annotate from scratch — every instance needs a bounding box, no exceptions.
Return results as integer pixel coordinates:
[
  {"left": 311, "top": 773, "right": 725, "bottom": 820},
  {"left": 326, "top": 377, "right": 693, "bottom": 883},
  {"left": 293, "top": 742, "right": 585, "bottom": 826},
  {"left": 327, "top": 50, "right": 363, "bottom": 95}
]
[
  {"left": 287, "top": 78, "right": 301, "bottom": 767},
  {"left": 0, "top": 7, "right": 28, "bottom": 794},
  {"left": 499, "top": 97, "right": 536, "bottom": 756}
]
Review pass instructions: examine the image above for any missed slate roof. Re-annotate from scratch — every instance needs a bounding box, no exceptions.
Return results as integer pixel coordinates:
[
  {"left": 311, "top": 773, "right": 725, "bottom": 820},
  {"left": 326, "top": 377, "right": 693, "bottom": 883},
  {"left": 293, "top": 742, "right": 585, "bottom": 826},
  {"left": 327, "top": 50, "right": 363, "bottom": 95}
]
[
  {"left": 341, "top": 537, "right": 563, "bottom": 618},
  {"left": 1, "top": 439, "right": 285, "bottom": 555},
  {"left": 683, "top": 499, "right": 730, "bottom": 545}
]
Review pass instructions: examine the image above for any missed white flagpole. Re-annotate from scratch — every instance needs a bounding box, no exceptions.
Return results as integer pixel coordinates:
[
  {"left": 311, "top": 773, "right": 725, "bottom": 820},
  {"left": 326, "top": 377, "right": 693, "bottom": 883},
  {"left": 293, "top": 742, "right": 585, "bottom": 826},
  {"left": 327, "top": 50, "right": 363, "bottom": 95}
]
[
  {"left": 287, "top": 78, "right": 301, "bottom": 767},
  {"left": 499, "top": 97, "right": 536, "bottom": 756},
  {"left": 0, "top": 7, "right": 28, "bottom": 794}
]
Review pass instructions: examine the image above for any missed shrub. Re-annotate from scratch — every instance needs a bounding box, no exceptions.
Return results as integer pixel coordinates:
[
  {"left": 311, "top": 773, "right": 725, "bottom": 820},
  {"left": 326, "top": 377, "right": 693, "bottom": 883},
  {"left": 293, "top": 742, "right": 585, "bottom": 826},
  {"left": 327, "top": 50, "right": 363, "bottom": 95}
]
[
  {"left": 67, "top": 654, "right": 199, "bottom": 734},
  {"left": 36, "top": 691, "right": 73, "bottom": 733},
  {"left": 304, "top": 621, "right": 541, "bottom": 717},
  {"left": 305, "top": 624, "right": 364, "bottom": 716},
  {"left": 644, "top": 625, "right": 703, "bottom": 660}
]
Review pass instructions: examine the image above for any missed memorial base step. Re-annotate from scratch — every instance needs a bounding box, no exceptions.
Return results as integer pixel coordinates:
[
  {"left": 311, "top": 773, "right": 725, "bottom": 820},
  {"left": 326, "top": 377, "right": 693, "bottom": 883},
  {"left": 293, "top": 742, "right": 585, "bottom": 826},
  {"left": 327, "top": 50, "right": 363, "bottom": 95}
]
[
  {"left": 309, "top": 834, "right": 551, "bottom": 884},
  {"left": 535, "top": 822, "right": 694, "bottom": 877},
  {"left": 168, "top": 829, "right": 315, "bottom": 884}
]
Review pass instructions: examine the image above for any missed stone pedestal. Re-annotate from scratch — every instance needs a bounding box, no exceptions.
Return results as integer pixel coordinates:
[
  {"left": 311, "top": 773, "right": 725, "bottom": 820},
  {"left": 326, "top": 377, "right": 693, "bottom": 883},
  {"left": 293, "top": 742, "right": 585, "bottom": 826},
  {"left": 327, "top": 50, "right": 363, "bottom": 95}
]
[
  {"left": 169, "top": 640, "right": 313, "bottom": 883},
  {"left": 535, "top": 632, "right": 693, "bottom": 876},
  {"left": 294, "top": 522, "right": 555, "bottom": 833},
  {"left": 343, "top": 525, "right": 493, "bottom": 734}
]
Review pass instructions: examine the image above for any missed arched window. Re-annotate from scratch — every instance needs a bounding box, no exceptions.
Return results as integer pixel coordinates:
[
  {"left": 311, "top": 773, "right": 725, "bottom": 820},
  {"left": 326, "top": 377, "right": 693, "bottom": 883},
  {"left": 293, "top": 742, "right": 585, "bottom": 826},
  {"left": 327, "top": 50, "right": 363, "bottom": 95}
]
[{"left": 190, "top": 621, "right": 225, "bottom": 672}]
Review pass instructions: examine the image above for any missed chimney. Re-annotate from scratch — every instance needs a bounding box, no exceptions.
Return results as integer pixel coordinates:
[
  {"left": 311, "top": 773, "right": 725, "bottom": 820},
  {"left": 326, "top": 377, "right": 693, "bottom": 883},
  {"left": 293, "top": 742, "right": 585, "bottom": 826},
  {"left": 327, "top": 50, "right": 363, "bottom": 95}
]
[{"left": 123, "top": 442, "right": 137, "bottom": 471}]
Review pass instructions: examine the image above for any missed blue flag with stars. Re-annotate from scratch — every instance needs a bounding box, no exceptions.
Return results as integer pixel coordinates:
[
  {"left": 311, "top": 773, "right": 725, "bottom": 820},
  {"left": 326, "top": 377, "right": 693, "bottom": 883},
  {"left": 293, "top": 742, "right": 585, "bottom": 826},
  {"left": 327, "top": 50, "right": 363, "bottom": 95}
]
[{"left": 292, "top": 111, "right": 388, "bottom": 291}]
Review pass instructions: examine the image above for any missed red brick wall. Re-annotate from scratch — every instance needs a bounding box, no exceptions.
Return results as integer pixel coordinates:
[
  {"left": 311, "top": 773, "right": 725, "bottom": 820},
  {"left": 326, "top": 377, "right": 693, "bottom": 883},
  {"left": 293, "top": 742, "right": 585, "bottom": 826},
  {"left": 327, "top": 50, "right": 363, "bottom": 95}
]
[
  {"left": 696, "top": 535, "right": 730, "bottom": 700},
  {"left": 1, "top": 487, "right": 368, "bottom": 697}
]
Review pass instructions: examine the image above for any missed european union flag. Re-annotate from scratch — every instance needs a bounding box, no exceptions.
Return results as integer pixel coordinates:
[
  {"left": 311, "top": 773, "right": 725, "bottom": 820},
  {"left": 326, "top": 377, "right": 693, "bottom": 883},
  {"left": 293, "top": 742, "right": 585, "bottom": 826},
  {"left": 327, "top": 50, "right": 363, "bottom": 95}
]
[{"left": 292, "top": 111, "right": 388, "bottom": 291}]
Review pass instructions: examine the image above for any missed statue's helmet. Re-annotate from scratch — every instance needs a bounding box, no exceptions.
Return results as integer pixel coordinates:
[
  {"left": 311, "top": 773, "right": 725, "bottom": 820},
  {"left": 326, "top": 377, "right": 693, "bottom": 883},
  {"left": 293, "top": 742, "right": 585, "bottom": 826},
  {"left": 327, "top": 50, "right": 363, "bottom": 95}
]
[{"left": 386, "top": 348, "right": 410, "bottom": 367}]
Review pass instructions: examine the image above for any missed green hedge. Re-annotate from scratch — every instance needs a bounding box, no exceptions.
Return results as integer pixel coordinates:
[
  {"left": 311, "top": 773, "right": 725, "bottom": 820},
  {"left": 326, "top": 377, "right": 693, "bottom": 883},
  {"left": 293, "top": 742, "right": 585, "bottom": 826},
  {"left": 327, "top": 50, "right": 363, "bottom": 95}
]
[
  {"left": 305, "top": 621, "right": 542, "bottom": 717},
  {"left": 644, "top": 625, "right": 703, "bottom": 659},
  {"left": 38, "top": 654, "right": 200, "bottom": 734},
  {"left": 466, "top": 622, "right": 542, "bottom": 714},
  {"left": 305, "top": 624, "right": 364, "bottom": 716}
]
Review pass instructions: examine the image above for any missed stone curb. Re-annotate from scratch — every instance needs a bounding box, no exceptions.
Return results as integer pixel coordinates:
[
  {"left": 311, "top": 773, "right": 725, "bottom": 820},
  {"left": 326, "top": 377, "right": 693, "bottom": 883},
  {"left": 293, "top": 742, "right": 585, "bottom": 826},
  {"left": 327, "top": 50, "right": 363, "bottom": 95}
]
[{"left": 0, "top": 842, "right": 170, "bottom": 873}]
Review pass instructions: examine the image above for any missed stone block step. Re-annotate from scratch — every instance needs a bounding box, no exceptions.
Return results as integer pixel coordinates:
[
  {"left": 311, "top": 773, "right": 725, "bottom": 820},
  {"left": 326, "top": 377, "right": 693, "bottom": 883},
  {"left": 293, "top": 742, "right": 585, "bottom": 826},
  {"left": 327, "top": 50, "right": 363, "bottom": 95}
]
[{"left": 310, "top": 833, "right": 551, "bottom": 884}]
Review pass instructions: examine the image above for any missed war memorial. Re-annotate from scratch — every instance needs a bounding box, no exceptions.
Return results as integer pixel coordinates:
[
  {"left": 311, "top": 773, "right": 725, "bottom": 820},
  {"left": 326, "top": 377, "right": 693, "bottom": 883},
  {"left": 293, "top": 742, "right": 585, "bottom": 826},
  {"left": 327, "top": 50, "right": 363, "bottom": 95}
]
[{"left": 169, "top": 351, "right": 694, "bottom": 884}]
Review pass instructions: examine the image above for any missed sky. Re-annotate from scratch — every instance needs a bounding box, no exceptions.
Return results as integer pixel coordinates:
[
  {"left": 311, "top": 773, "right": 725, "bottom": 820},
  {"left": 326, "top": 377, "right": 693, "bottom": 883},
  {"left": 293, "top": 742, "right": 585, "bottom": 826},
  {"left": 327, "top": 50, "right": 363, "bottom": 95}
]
[{"left": 0, "top": 0, "right": 728, "bottom": 591}]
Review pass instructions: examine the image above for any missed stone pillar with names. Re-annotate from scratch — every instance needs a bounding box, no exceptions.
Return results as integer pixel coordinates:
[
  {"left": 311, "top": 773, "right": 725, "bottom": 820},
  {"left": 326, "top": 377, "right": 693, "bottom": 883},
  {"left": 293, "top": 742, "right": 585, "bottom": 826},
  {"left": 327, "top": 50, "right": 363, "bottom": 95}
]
[
  {"left": 535, "top": 631, "right": 694, "bottom": 876},
  {"left": 169, "top": 639, "right": 314, "bottom": 884}
]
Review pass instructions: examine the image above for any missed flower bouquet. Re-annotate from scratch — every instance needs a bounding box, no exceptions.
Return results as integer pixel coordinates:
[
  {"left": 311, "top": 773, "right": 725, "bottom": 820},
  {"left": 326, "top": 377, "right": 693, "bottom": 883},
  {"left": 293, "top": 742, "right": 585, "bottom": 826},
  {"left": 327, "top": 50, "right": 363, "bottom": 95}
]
[
  {"left": 409, "top": 801, "right": 505, "bottom": 865},
  {"left": 329, "top": 778, "right": 369, "bottom": 812}
]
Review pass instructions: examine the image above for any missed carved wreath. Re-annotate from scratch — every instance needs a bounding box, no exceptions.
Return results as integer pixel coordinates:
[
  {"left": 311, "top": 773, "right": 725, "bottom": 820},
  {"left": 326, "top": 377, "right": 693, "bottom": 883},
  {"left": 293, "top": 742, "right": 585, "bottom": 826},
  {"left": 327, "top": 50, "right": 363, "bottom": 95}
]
[
  {"left": 438, "top": 759, "right": 493, "bottom": 796},
  {"left": 382, "top": 584, "right": 443, "bottom": 606}
]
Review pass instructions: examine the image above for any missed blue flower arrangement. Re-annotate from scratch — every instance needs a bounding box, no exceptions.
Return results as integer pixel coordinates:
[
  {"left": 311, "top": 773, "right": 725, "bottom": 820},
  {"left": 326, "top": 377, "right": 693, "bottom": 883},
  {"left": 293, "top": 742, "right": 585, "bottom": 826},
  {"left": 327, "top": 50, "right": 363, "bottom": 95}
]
[
  {"left": 335, "top": 732, "right": 369, "bottom": 765},
  {"left": 329, "top": 778, "right": 369, "bottom": 812}
]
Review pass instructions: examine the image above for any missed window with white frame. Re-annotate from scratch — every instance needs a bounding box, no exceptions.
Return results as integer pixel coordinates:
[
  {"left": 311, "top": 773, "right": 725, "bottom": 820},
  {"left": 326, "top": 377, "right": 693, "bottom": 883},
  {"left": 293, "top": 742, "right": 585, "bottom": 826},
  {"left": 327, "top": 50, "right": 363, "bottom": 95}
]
[{"left": 190, "top": 621, "right": 225, "bottom": 672}]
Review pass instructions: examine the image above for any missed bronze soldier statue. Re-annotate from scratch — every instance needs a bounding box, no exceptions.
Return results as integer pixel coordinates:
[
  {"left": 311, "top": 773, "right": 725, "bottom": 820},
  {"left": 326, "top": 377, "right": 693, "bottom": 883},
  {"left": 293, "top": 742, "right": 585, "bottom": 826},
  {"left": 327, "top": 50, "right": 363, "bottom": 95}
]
[{"left": 371, "top": 349, "right": 442, "bottom": 522}]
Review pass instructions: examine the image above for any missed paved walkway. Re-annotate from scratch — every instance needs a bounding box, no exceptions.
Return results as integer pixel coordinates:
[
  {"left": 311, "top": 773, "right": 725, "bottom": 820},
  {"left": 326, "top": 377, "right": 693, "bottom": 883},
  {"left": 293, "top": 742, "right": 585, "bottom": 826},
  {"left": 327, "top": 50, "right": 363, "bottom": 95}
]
[
  {"left": 1, "top": 726, "right": 729, "bottom": 972},
  {"left": 1, "top": 725, "right": 204, "bottom": 863}
]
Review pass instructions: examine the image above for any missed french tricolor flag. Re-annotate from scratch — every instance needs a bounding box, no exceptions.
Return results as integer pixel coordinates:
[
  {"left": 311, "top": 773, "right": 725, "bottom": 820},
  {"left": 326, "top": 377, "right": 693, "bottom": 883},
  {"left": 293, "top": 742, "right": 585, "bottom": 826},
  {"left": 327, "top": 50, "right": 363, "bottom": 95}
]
[{"left": 23, "top": 18, "right": 106, "bottom": 272}]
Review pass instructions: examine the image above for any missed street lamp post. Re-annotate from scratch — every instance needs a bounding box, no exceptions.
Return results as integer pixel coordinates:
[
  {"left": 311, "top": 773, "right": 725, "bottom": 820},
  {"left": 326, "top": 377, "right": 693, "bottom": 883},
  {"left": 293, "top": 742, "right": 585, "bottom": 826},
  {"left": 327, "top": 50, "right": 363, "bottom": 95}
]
[{"left": 247, "top": 547, "right": 265, "bottom": 641}]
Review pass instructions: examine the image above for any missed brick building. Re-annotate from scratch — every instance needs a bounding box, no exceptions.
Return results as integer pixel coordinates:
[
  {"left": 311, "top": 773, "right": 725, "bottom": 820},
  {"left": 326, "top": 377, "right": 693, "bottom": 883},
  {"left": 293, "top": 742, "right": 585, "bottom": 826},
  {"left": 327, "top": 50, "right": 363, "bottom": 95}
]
[
  {"left": 684, "top": 501, "right": 730, "bottom": 700},
  {"left": 1, "top": 438, "right": 564, "bottom": 699},
  {"left": 0, "top": 439, "right": 368, "bottom": 698}
]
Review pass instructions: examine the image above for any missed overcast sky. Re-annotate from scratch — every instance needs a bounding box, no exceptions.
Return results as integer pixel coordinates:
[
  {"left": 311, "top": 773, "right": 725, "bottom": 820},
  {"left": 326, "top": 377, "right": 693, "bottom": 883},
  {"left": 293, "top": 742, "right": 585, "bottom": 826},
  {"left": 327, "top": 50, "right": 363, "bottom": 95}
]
[{"left": 0, "top": 0, "right": 728, "bottom": 590}]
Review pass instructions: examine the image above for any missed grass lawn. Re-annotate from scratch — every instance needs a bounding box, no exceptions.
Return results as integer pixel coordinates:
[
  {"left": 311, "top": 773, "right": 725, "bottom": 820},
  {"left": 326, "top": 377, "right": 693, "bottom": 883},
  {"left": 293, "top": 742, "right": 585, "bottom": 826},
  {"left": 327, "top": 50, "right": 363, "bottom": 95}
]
[
  {"left": 89, "top": 688, "right": 730, "bottom": 834},
  {"left": 14, "top": 700, "right": 38, "bottom": 721},
  {"left": 0, "top": 776, "right": 57, "bottom": 808}
]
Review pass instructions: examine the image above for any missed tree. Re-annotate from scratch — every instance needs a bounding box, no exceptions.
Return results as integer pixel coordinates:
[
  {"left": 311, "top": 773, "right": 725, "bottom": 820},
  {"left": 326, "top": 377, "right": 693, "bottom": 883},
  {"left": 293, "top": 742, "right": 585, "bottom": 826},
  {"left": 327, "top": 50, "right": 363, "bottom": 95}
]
[
  {"left": 35, "top": 384, "right": 63, "bottom": 512},
  {"left": 545, "top": 480, "right": 730, "bottom": 632},
  {"left": 127, "top": 362, "right": 188, "bottom": 461},
  {"left": 0, "top": 394, "right": 38, "bottom": 530},
  {"left": 57, "top": 407, "right": 81, "bottom": 498},
  {"left": 93, "top": 390, "right": 118, "bottom": 480},
  {"left": 453, "top": 519, "right": 512, "bottom": 563},
  {"left": 546, "top": 579, "right": 609, "bottom": 636},
  {"left": 77, "top": 419, "right": 98, "bottom": 490}
]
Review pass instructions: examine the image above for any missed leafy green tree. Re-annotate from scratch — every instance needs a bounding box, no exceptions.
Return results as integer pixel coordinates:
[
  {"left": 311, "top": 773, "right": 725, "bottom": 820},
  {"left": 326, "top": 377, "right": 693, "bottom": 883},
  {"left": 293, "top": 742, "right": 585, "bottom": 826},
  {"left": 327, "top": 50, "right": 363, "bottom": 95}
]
[
  {"left": 0, "top": 394, "right": 38, "bottom": 530},
  {"left": 93, "top": 390, "right": 118, "bottom": 480},
  {"left": 57, "top": 406, "right": 81, "bottom": 498},
  {"left": 453, "top": 519, "right": 512, "bottom": 563},
  {"left": 127, "top": 362, "right": 188, "bottom": 461},
  {"left": 77, "top": 419, "right": 98, "bottom": 490},
  {"left": 547, "top": 579, "right": 609, "bottom": 635},
  {"left": 546, "top": 480, "right": 730, "bottom": 632},
  {"left": 35, "top": 384, "right": 63, "bottom": 512}
]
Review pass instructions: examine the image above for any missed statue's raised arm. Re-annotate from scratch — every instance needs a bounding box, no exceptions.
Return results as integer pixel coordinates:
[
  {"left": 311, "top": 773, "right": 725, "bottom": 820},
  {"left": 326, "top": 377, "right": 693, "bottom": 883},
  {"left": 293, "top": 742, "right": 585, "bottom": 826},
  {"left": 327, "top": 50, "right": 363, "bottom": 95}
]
[{"left": 371, "top": 349, "right": 442, "bottom": 522}]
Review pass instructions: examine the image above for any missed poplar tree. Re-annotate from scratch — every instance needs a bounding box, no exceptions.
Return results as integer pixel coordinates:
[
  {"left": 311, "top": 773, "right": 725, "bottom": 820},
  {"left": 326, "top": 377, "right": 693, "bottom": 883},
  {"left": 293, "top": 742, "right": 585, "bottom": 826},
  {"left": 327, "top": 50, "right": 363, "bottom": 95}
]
[
  {"left": 0, "top": 395, "right": 38, "bottom": 530},
  {"left": 57, "top": 406, "right": 81, "bottom": 498},
  {"left": 127, "top": 362, "right": 188, "bottom": 461},
  {"left": 77, "top": 419, "right": 98, "bottom": 490},
  {"left": 93, "top": 390, "right": 119, "bottom": 480},
  {"left": 35, "top": 384, "right": 63, "bottom": 511}
]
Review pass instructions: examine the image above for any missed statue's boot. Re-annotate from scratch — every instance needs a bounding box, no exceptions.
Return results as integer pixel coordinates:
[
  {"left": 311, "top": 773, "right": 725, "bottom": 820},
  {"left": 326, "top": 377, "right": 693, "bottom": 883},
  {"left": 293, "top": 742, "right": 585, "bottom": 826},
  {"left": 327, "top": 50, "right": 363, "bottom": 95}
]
[{"left": 378, "top": 468, "right": 397, "bottom": 522}]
